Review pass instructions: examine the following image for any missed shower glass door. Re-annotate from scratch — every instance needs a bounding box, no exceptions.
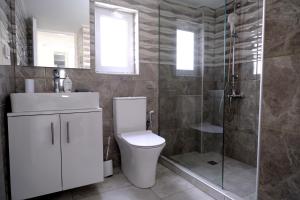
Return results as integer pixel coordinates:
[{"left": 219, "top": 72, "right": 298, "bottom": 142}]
[
  {"left": 159, "top": 0, "right": 263, "bottom": 199},
  {"left": 222, "top": 0, "right": 263, "bottom": 199},
  {"left": 158, "top": 0, "right": 226, "bottom": 186}
]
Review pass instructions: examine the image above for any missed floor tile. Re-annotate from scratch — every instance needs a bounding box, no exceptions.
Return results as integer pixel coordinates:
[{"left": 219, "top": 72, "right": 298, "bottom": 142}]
[
  {"left": 30, "top": 191, "right": 72, "bottom": 200},
  {"left": 72, "top": 173, "right": 132, "bottom": 199},
  {"left": 223, "top": 168, "right": 257, "bottom": 198},
  {"left": 151, "top": 165, "right": 194, "bottom": 198},
  {"left": 243, "top": 193, "right": 257, "bottom": 200},
  {"left": 162, "top": 187, "right": 215, "bottom": 200},
  {"left": 29, "top": 163, "right": 217, "bottom": 200},
  {"left": 76, "top": 186, "right": 160, "bottom": 200}
]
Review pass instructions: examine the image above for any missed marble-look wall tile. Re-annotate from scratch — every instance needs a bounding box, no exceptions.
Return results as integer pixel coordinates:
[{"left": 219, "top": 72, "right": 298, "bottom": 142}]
[
  {"left": 0, "top": 65, "right": 15, "bottom": 200},
  {"left": 264, "top": 0, "right": 300, "bottom": 58},
  {"left": 0, "top": 0, "right": 12, "bottom": 65},
  {"left": 259, "top": 0, "right": 300, "bottom": 199},
  {"left": 259, "top": 55, "right": 300, "bottom": 199}
]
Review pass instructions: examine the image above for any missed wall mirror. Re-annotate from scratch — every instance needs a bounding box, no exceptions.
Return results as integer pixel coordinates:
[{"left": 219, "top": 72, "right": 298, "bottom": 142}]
[{"left": 15, "top": 0, "right": 90, "bottom": 69}]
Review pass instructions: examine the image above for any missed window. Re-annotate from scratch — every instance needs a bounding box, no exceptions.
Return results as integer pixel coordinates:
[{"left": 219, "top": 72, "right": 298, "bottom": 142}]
[
  {"left": 95, "top": 3, "right": 139, "bottom": 74},
  {"left": 253, "top": 60, "right": 262, "bottom": 75},
  {"left": 176, "top": 29, "right": 195, "bottom": 71}
]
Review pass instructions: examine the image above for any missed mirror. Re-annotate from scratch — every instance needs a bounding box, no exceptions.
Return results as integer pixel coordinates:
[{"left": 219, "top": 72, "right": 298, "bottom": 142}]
[
  {"left": 15, "top": 0, "right": 90, "bottom": 69},
  {"left": 0, "top": 0, "right": 11, "bottom": 65}
]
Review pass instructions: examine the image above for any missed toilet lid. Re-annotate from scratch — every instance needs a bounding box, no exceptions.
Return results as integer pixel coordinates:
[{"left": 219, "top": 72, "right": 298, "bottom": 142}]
[{"left": 121, "top": 131, "right": 166, "bottom": 148}]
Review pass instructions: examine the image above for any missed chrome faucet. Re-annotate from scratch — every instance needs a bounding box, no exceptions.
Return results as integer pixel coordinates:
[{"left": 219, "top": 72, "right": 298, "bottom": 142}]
[
  {"left": 147, "top": 110, "right": 155, "bottom": 130},
  {"left": 53, "top": 69, "right": 61, "bottom": 93}
]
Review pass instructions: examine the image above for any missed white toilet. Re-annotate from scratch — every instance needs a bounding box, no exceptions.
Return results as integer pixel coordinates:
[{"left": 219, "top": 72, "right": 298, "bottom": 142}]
[{"left": 113, "top": 97, "right": 166, "bottom": 188}]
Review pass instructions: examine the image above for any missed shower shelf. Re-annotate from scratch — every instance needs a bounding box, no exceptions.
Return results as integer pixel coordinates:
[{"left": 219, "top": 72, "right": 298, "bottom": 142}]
[{"left": 191, "top": 122, "right": 223, "bottom": 134}]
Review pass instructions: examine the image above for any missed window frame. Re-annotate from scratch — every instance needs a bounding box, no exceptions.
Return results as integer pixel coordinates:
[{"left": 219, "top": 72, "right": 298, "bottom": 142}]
[
  {"left": 95, "top": 2, "right": 139, "bottom": 75},
  {"left": 175, "top": 20, "right": 203, "bottom": 77},
  {"left": 176, "top": 29, "right": 195, "bottom": 71}
]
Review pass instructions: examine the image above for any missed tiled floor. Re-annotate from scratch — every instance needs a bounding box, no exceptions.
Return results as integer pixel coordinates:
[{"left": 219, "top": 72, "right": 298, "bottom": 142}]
[
  {"left": 31, "top": 164, "right": 215, "bottom": 200},
  {"left": 171, "top": 152, "right": 257, "bottom": 199}
]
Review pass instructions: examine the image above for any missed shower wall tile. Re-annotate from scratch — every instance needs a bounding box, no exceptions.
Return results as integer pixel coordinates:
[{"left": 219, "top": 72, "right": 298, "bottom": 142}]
[
  {"left": 259, "top": 0, "right": 300, "bottom": 199},
  {"left": 261, "top": 54, "right": 300, "bottom": 132},
  {"left": 259, "top": 128, "right": 300, "bottom": 200},
  {"left": 159, "top": 1, "right": 205, "bottom": 156},
  {"left": 264, "top": 0, "right": 300, "bottom": 58},
  {"left": 224, "top": 63, "right": 260, "bottom": 166},
  {"left": 201, "top": 0, "right": 263, "bottom": 167},
  {"left": 224, "top": 129, "right": 258, "bottom": 166}
]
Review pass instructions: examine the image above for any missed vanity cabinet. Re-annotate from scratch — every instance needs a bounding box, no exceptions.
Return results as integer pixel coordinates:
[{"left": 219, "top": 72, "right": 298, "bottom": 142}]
[{"left": 8, "top": 110, "right": 103, "bottom": 200}]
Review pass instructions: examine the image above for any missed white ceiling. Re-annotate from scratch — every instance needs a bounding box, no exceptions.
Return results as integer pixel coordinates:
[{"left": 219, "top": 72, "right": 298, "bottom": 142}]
[
  {"left": 170, "top": 0, "right": 225, "bottom": 9},
  {"left": 21, "top": 0, "right": 89, "bottom": 33}
]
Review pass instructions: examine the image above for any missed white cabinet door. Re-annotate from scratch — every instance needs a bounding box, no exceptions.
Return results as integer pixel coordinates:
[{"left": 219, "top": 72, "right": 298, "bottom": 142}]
[
  {"left": 60, "top": 111, "right": 103, "bottom": 190},
  {"left": 8, "top": 115, "right": 62, "bottom": 200}
]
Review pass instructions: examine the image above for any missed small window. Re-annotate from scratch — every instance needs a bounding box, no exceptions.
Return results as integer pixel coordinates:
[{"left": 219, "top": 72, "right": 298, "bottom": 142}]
[
  {"left": 95, "top": 3, "right": 139, "bottom": 74},
  {"left": 176, "top": 29, "right": 195, "bottom": 71},
  {"left": 253, "top": 60, "right": 262, "bottom": 75}
]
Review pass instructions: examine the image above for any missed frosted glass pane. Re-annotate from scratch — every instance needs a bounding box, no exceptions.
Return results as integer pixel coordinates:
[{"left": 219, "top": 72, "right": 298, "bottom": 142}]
[
  {"left": 100, "top": 16, "right": 129, "bottom": 68},
  {"left": 176, "top": 30, "right": 194, "bottom": 71}
]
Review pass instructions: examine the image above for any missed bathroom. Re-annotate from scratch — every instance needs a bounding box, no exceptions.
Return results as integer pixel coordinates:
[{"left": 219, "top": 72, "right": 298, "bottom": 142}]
[{"left": 0, "top": 0, "right": 299, "bottom": 199}]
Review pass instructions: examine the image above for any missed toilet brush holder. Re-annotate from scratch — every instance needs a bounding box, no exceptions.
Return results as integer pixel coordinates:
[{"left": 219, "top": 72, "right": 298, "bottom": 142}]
[
  {"left": 104, "top": 136, "right": 113, "bottom": 177},
  {"left": 104, "top": 160, "right": 113, "bottom": 177}
]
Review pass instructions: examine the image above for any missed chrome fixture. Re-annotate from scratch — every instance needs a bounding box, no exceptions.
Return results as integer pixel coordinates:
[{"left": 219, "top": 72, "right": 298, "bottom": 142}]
[
  {"left": 53, "top": 69, "right": 66, "bottom": 93},
  {"left": 227, "top": 0, "right": 243, "bottom": 100},
  {"left": 147, "top": 110, "right": 155, "bottom": 130},
  {"left": 53, "top": 69, "right": 60, "bottom": 93}
]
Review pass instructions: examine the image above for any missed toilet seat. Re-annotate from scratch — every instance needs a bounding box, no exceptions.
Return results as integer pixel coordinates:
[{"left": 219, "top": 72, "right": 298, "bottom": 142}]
[{"left": 120, "top": 130, "right": 165, "bottom": 149}]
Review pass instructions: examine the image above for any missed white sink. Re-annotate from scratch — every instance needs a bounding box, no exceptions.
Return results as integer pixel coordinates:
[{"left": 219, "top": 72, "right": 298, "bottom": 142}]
[{"left": 10, "top": 92, "right": 100, "bottom": 113}]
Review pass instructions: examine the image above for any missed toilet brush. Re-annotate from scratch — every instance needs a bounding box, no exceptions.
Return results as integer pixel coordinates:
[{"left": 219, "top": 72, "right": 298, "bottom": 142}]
[
  {"left": 105, "top": 136, "right": 111, "bottom": 161},
  {"left": 104, "top": 136, "right": 113, "bottom": 177}
]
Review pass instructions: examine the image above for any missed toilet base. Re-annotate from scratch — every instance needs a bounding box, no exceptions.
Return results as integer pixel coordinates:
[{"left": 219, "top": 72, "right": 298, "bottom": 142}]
[{"left": 117, "top": 137, "right": 165, "bottom": 188}]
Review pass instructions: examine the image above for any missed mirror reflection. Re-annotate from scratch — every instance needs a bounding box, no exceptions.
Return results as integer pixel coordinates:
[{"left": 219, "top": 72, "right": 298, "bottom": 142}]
[{"left": 15, "top": 0, "right": 90, "bottom": 69}]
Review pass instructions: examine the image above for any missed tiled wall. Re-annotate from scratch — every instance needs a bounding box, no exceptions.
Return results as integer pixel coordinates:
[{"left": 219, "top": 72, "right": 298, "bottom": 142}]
[
  {"left": 258, "top": 0, "right": 300, "bottom": 199},
  {"left": 0, "top": 0, "right": 11, "bottom": 65},
  {"left": 159, "top": 1, "right": 205, "bottom": 156},
  {"left": 14, "top": 0, "right": 29, "bottom": 65},
  {"left": 0, "top": 1, "right": 14, "bottom": 199},
  {"left": 0, "top": 66, "right": 14, "bottom": 200},
  {"left": 14, "top": 0, "right": 159, "bottom": 168},
  {"left": 2, "top": 0, "right": 300, "bottom": 199},
  {"left": 223, "top": 0, "right": 263, "bottom": 166}
]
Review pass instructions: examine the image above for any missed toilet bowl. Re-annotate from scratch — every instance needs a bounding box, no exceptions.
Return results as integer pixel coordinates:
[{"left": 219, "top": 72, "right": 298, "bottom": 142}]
[{"left": 113, "top": 97, "right": 165, "bottom": 188}]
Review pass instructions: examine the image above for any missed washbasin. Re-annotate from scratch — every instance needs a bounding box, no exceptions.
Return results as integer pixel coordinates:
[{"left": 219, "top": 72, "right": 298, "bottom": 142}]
[{"left": 10, "top": 92, "right": 100, "bottom": 113}]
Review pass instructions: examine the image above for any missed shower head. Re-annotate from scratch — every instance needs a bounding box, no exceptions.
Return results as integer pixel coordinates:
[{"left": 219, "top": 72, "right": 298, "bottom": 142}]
[{"left": 228, "top": 13, "right": 238, "bottom": 34}]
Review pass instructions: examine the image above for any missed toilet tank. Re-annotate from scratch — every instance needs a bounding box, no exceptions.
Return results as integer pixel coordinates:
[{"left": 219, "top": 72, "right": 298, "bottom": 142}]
[{"left": 113, "top": 97, "right": 147, "bottom": 134}]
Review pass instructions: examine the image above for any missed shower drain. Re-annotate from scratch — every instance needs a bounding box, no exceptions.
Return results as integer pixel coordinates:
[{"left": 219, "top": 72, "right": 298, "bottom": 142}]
[{"left": 208, "top": 161, "right": 218, "bottom": 165}]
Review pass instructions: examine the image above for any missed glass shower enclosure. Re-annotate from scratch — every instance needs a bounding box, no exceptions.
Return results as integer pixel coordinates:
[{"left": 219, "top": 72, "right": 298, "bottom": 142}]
[{"left": 158, "top": 0, "right": 263, "bottom": 199}]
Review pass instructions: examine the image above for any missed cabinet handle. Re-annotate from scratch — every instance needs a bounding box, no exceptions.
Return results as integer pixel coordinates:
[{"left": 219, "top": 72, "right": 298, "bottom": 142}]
[
  {"left": 51, "top": 122, "right": 54, "bottom": 145},
  {"left": 67, "top": 122, "right": 70, "bottom": 143}
]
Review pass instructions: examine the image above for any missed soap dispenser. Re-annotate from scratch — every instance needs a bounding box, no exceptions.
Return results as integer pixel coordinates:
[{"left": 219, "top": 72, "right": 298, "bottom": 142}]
[{"left": 63, "top": 74, "right": 72, "bottom": 93}]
